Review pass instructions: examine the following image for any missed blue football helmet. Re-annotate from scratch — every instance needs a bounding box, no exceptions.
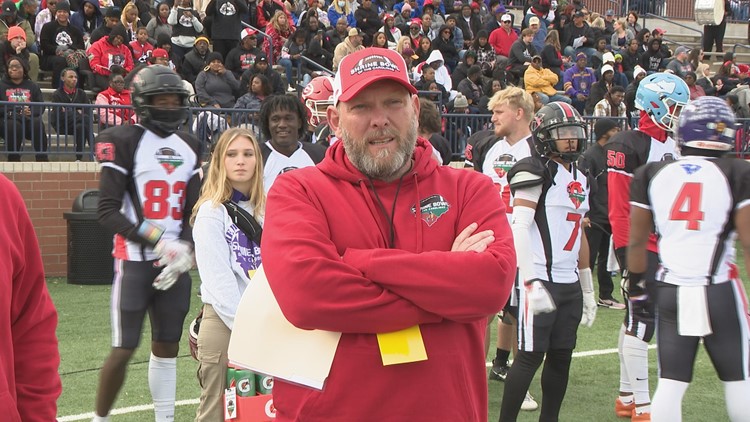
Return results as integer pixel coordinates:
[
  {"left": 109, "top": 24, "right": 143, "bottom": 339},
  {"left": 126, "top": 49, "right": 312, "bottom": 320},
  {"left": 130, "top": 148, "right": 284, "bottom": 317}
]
[
  {"left": 634, "top": 72, "right": 690, "bottom": 133},
  {"left": 676, "top": 96, "right": 737, "bottom": 152}
]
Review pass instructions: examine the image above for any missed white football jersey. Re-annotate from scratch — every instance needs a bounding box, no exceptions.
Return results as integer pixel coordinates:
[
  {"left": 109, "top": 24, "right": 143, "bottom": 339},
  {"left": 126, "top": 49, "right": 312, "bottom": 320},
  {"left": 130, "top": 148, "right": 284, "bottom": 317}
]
[
  {"left": 480, "top": 135, "right": 533, "bottom": 220},
  {"left": 631, "top": 157, "right": 750, "bottom": 286},
  {"left": 263, "top": 141, "right": 318, "bottom": 192}
]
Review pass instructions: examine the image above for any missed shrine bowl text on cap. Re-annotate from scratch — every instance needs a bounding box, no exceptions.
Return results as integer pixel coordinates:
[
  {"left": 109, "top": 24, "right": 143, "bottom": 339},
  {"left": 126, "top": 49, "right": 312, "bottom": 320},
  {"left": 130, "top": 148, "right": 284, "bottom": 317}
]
[{"left": 333, "top": 48, "right": 418, "bottom": 105}]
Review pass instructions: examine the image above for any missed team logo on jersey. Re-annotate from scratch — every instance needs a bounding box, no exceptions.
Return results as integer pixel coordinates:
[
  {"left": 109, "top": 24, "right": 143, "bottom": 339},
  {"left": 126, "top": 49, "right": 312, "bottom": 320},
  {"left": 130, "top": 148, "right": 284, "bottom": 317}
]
[
  {"left": 95, "top": 142, "right": 115, "bottom": 162},
  {"left": 155, "top": 147, "right": 184, "bottom": 174},
  {"left": 280, "top": 166, "right": 298, "bottom": 174},
  {"left": 411, "top": 194, "right": 450, "bottom": 227},
  {"left": 680, "top": 163, "right": 702, "bottom": 175},
  {"left": 567, "top": 181, "right": 585, "bottom": 209},
  {"left": 464, "top": 143, "right": 473, "bottom": 160},
  {"left": 492, "top": 154, "right": 516, "bottom": 178}
]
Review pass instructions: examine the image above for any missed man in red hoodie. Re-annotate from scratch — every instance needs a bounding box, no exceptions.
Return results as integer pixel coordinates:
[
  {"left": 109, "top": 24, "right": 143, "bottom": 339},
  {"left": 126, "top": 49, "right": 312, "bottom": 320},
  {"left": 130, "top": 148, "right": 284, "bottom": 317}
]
[
  {"left": 604, "top": 72, "right": 690, "bottom": 422},
  {"left": 87, "top": 23, "right": 134, "bottom": 91},
  {"left": 262, "top": 47, "right": 517, "bottom": 421},
  {"left": 0, "top": 173, "right": 61, "bottom": 422}
]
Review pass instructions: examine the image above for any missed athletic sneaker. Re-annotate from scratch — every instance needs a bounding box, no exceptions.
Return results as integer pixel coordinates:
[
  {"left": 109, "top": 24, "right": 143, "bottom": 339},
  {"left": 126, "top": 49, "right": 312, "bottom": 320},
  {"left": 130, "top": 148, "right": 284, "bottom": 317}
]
[
  {"left": 521, "top": 392, "right": 538, "bottom": 411},
  {"left": 489, "top": 359, "right": 509, "bottom": 381},
  {"left": 599, "top": 297, "right": 626, "bottom": 310},
  {"left": 631, "top": 409, "right": 651, "bottom": 421},
  {"left": 614, "top": 397, "right": 635, "bottom": 418}
]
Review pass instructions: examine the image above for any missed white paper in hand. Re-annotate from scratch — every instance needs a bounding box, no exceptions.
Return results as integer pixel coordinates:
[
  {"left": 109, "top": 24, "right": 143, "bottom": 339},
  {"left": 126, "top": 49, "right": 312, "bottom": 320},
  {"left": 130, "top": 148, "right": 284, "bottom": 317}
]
[{"left": 228, "top": 265, "right": 342, "bottom": 390}]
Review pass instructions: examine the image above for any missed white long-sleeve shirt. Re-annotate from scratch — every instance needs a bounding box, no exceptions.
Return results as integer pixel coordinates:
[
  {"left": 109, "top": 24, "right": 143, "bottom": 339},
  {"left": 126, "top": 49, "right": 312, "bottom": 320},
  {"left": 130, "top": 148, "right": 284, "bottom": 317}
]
[{"left": 194, "top": 194, "right": 263, "bottom": 330}]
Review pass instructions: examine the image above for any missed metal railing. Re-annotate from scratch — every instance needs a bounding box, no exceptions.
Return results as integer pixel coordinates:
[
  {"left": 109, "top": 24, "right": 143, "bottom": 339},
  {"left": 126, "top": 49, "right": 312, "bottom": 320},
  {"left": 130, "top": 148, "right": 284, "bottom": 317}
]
[
  {"left": 642, "top": 13, "right": 704, "bottom": 47},
  {"left": 3, "top": 102, "right": 750, "bottom": 161}
]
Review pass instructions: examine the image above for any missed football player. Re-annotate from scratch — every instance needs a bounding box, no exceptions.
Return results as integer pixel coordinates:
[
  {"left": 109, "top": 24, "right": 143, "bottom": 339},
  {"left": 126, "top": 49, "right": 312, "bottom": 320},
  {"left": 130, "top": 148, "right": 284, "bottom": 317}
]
[
  {"left": 499, "top": 101, "right": 597, "bottom": 422},
  {"left": 469, "top": 86, "right": 539, "bottom": 411},
  {"left": 301, "top": 75, "right": 337, "bottom": 147},
  {"left": 604, "top": 72, "right": 690, "bottom": 421},
  {"left": 92, "top": 65, "right": 201, "bottom": 422},
  {"left": 629, "top": 96, "right": 750, "bottom": 422}
]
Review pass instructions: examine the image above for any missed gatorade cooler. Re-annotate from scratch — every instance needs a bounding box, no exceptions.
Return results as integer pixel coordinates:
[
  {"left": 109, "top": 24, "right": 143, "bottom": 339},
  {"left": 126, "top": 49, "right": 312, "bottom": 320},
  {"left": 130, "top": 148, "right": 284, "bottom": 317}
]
[{"left": 225, "top": 367, "right": 275, "bottom": 421}]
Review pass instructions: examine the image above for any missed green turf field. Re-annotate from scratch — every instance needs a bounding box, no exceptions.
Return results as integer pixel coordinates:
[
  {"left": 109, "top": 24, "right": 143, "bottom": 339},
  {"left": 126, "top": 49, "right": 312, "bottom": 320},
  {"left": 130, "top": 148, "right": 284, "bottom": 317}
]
[{"left": 52, "top": 271, "right": 741, "bottom": 421}]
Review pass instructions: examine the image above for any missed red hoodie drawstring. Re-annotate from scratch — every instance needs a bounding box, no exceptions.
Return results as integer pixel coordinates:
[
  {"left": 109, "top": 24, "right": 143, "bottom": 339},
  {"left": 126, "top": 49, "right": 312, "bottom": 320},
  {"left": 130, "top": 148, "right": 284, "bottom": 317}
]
[
  {"left": 413, "top": 172, "right": 423, "bottom": 253},
  {"left": 357, "top": 179, "right": 391, "bottom": 248}
]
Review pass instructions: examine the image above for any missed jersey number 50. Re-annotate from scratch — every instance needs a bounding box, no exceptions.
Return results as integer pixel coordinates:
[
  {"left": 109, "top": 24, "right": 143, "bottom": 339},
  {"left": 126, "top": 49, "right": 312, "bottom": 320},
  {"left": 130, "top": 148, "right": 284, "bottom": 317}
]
[{"left": 143, "top": 180, "right": 187, "bottom": 220}]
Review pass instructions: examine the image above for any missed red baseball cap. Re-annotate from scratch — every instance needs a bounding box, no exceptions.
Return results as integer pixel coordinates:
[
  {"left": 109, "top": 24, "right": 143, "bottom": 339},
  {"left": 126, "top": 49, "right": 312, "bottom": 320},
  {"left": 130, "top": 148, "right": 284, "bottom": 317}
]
[
  {"left": 152, "top": 48, "right": 169, "bottom": 58},
  {"left": 333, "top": 48, "right": 417, "bottom": 105}
]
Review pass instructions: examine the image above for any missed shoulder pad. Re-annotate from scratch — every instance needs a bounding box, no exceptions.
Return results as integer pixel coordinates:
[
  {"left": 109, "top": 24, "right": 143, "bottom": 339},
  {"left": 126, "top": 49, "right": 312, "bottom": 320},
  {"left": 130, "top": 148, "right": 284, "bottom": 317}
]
[
  {"left": 94, "top": 125, "right": 145, "bottom": 163},
  {"left": 507, "top": 156, "right": 547, "bottom": 190},
  {"left": 300, "top": 141, "right": 327, "bottom": 164}
]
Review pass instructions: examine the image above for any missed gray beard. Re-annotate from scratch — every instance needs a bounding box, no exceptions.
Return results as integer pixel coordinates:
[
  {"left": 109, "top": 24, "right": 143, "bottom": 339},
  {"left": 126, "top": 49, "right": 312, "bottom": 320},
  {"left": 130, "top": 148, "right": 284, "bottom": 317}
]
[{"left": 341, "top": 119, "right": 418, "bottom": 181}]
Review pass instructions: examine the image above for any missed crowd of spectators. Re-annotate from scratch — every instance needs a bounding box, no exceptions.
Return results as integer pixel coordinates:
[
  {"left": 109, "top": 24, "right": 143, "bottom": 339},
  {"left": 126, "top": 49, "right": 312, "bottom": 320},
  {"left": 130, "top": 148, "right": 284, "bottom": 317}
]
[{"left": 0, "top": 0, "right": 748, "bottom": 161}]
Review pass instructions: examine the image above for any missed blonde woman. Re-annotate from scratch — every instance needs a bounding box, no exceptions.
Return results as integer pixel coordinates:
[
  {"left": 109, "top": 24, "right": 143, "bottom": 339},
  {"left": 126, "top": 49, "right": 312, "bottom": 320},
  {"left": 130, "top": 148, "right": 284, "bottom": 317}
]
[
  {"left": 264, "top": 10, "right": 294, "bottom": 64},
  {"left": 396, "top": 35, "right": 411, "bottom": 54},
  {"left": 120, "top": 2, "right": 143, "bottom": 43},
  {"left": 192, "top": 127, "right": 266, "bottom": 421},
  {"left": 326, "top": 0, "right": 355, "bottom": 29},
  {"left": 610, "top": 19, "right": 634, "bottom": 53}
]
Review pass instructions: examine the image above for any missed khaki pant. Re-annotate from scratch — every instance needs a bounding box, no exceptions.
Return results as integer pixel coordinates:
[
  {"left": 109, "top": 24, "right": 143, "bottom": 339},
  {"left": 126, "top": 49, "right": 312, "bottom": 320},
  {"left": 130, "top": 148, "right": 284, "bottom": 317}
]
[{"left": 195, "top": 304, "right": 231, "bottom": 422}]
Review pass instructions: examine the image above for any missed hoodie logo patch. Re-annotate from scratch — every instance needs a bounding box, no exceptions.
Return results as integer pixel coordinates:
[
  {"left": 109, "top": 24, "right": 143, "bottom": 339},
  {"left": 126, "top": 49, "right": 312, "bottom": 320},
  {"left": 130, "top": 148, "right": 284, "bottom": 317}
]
[
  {"left": 155, "top": 147, "right": 184, "bottom": 174},
  {"left": 411, "top": 194, "right": 450, "bottom": 227},
  {"left": 566, "top": 181, "right": 585, "bottom": 209}
]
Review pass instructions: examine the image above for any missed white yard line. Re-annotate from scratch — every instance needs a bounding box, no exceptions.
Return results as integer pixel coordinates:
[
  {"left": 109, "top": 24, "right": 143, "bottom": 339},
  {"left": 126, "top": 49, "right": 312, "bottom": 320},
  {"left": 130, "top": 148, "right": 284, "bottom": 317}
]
[{"left": 58, "top": 345, "right": 658, "bottom": 420}]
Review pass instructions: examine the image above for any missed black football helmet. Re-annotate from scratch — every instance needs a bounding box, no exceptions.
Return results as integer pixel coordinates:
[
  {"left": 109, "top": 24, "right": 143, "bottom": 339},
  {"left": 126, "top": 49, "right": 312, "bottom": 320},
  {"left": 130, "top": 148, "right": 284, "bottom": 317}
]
[
  {"left": 530, "top": 101, "right": 588, "bottom": 162},
  {"left": 130, "top": 65, "right": 190, "bottom": 133}
]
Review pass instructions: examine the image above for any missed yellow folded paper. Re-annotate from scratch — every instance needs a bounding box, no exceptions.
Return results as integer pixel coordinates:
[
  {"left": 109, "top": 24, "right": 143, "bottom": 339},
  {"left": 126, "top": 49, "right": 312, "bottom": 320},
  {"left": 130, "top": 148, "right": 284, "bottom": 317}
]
[{"left": 377, "top": 325, "right": 428, "bottom": 366}]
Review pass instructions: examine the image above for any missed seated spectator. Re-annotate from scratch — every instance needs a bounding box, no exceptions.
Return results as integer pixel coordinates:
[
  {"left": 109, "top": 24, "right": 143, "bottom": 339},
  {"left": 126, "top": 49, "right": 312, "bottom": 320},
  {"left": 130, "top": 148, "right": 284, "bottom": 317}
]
[
  {"left": 90, "top": 6, "right": 120, "bottom": 44},
  {"left": 598, "top": 51, "right": 628, "bottom": 88},
  {"left": 70, "top": 0, "right": 102, "bottom": 42},
  {"left": 414, "top": 35, "right": 432, "bottom": 64},
  {"left": 685, "top": 71, "right": 705, "bottom": 100},
  {"left": 488, "top": 13, "right": 515, "bottom": 60},
  {"left": 415, "top": 49, "right": 453, "bottom": 92},
  {"left": 432, "top": 24, "right": 459, "bottom": 71},
  {"left": 327, "top": 0, "right": 355, "bottom": 30},
  {"left": 666, "top": 46, "right": 693, "bottom": 79},
  {"left": 326, "top": 17, "right": 349, "bottom": 51},
  {"left": 264, "top": 10, "right": 295, "bottom": 66},
  {"left": 280, "top": 29, "right": 309, "bottom": 89},
  {"left": 227, "top": 28, "right": 264, "bottom": 79},
  {"left": 714, "top": 61, "right": 741, "bottom": 97},
  {"left": 205, "top": 0, "right": 248, "bottom": 60},
  {"left": 88, "top": 24, "right": 134, "bottom": 91},
  {"left": 414, "top": 64, "right": 448, "bottom": 99},
  {"left": 307, "top": 27, "right": 334, "bottom": 70},
  {"left": 590, "top": 37, "right": 608, "bottom": 70},
  {"left": 130, "top": 27, "right": 154, "bottom": 63},
  {"left": 507, "top": 28, "right": 536, "bottom": 84},
  {"left": 0, "top": 0, "right": 35, "bottom": 48},
  {"left": 726, "top": 94, "right": 749, "bottom": 118},
  {"left": 34, "top": 0, "right": 57, "bottom": 43},
  {"left": 40, "top": 1, "right": 86, "bottom": 88},
  {"left": 695, "top": 62, "right": 716, "bottom": 96},
  {"left": 0, "top": 56, "right": 47, "bottom": 161},
  {"left": 333, "top": 27, "right": 363, "bottom": 71},
  {"left": 524, "top": 55, "right": 571, "bottom": 104},
  {"left": 470, "top": 30, "right": 497, "bottom": 77},
  {"left": 562, "top": 10, "right": 596, "bottom": 61},
  {"left": 146, "top": 2, "right": 171, "bottom": 47},
  {"left": 651, "top": 28, "right": 672, "bottom": 57},
  {"left": 51, "top": 67, "right": 94, "bottom": 161},
  {"left": 354, "top": 0, "right": 380, "bottom": 45},
  {"left": 0, "top": 26, "right": 39, "bottom": 81},
  {"left": 257, "top": 0, "right": 291, "bottom": 28},
  {"left": 620, "top": 38, "right": 640, "bottom": 82},
  {"left": 95, "top": 71, "right": 136, "bottom": 129},
  {"left": 179, "top": 35, "right": 209, "bottom": 85},
  {"left": 456, "top": 64, "right": 483, "bottom": 112},
  {"left": 234, "top": 73, "right": 271, "bottom": 126},
  {"left": 380, "top": 13, "right": 402, "bottom": 50},
  {"left": 477, "top": 78, "right": 503, "bottom": 113},
  {"left": 610, "top": 19, "right": 634, "bottom": 54},
  {"left": 168, "top": 0, "right": 204, "bottom": 66},
  {"left": 624, "top": 65, "right": 646, "bottom": 124},
  {"left": 586, "top": 64, "right": 615, "bottom": 115},
  {"left": 639, "top": 38, "right": 667, "bottom": 74},
  {"left": 406, "top": 17, "right": 423, "bottom": 50},
  {"left": 592, "top": 85, "right": 627, "bottom": 126},
  {"left": 563, "top": 52, "right": 596, "bottom": 114},
  {"left": 196, "top": 51, "right": 240, "bottom": 109},
  {"left": 239, "top": 55, "right": 285, "bottom": 95},
  {"left": 540, "top": 29, "right": 565, "bottom": 88},
  {"left": 400, "top": 47, "right": 419, "bottom": 78},
  {"left": 626, "top": 11, "right": 641, "bottom": 35},
  {"left": 451, "top": 50, "right": 477, "bottom": 88},
  {"left": 444, "top": 15, "right": 464, "bottom": 54},
  {"left": 418, "top": 97, "right": 452, "bottom": 165},
  {"left": 372, "top": 31, "right": 388, "bottom": 48},
  {"left": 455, "top": 3, "right": 480, "bottom": 48},
  {"left": 120, "top": 2, "right": 144, "bottom": 43},
  {"left": 420, "top": 13, "right": 437, "bottom": 40}
]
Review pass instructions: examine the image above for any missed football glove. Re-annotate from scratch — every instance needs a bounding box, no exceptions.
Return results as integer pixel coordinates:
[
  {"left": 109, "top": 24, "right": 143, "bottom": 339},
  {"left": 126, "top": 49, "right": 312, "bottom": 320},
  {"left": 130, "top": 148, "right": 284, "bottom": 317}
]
[
  {"left": 153, "top": 264, "right": 180, "bottom": 291},
  {"left": 579, "top": 268, "right": 597, "bottom": 327},
  {"left": 154, "top": 239, "right": 194, "bottom": 273},
  {"left": 525, "top": 278, "right": 556, "bottom": 315}
]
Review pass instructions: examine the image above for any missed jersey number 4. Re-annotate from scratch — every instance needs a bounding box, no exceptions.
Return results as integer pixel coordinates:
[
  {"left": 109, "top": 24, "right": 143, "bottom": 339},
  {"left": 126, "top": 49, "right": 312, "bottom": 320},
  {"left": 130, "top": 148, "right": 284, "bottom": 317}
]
[
  {"left": 669, "top": 182, "right": 704, "bottom": 230},
  {"left": 143, "top": 180, "right": 187, "bottom": 220}
]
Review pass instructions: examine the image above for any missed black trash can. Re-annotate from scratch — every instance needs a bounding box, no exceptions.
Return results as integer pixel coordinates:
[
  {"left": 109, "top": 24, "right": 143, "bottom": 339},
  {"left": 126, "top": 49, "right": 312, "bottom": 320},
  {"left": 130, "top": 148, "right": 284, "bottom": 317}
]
[{"left": 63, "top": 189, "right": 114, "bottom": 285}]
